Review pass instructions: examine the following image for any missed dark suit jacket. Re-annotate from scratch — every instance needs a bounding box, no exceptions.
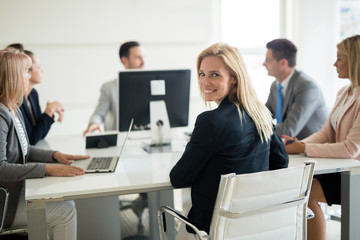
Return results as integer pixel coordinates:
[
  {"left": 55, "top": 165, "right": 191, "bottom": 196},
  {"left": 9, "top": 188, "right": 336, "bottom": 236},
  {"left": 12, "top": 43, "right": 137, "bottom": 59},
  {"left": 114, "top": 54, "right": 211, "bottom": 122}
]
[
  {"left": 0, "top": 104, "right": 55, "bottom": 227},
  {"left": 19, "top": 89, "right": 54, "bottom": 145},
  {"left": 170, "top": 97, "right": 289, "bottom": 233},
  {"left": 266, "top": 70, "right": 328, "bottom": 140}
]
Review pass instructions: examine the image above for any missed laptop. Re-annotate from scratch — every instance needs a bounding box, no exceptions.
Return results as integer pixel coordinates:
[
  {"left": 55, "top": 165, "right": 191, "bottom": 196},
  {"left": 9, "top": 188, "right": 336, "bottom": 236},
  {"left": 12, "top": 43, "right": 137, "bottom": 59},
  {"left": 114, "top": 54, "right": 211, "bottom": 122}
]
[{"left": 72, "top": 119, "right": 133, "bottom": 173}]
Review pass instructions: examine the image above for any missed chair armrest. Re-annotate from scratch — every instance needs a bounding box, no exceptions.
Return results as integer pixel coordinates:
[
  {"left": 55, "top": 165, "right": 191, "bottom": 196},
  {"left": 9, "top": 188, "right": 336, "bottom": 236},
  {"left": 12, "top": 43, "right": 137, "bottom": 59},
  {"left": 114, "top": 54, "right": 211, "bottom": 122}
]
[
  {"left": 158, "top": 206, "right": 210, "bottom": 240},
  {"left": 0, "top": 187, "right": 9, "bottom": 233}
]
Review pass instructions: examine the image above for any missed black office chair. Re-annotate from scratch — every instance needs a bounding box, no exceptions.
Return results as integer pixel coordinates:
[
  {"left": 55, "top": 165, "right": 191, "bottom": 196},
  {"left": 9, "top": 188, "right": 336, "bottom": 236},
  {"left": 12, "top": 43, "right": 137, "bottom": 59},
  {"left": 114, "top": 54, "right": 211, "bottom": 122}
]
[
  {"left": 0, "top": 187, "right": 27, "bottom": 240},
  {"left": 120, "top": 193, "right": 149, "bottom": 240}
]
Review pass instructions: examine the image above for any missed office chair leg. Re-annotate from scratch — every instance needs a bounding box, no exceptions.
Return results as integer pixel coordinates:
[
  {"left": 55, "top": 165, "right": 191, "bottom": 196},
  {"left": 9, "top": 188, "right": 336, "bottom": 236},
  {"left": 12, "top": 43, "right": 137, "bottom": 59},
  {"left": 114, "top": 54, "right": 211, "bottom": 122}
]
[{"left": 137, "top": 217, "right": 145, "bottom": 235}]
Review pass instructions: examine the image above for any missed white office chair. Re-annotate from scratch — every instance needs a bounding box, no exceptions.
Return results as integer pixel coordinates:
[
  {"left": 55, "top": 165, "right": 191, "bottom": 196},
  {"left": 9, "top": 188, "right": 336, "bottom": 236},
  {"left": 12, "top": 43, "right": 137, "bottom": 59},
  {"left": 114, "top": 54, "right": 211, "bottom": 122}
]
[
  {"left": 158, "top": 161, "right": 315, "bottom": 240},
  {"left": 0, "top": 187, "right": 27, "bottom": 239}
]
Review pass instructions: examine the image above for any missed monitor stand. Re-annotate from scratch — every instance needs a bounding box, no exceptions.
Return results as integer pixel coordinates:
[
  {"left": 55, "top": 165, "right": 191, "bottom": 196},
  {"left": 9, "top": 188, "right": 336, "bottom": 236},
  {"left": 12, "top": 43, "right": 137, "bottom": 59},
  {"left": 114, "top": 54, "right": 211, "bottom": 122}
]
[
  {"left": 142, "top": 143, "right": 172, "bottom": 153},
  {"left": 143, "top": 100, "right": 172, "bottom": 153}
]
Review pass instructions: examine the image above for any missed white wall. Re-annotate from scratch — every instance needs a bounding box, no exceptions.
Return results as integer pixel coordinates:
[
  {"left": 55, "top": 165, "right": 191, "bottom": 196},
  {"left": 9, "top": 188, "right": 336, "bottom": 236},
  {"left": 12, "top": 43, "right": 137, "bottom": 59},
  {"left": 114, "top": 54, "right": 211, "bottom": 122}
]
[
  {"left": 0, "top": 0, "right": 221, "bottom": 136},
  {"left": 0, "top": 0, "right": 348, "bottom": 136},
  {"left": 292, "top": 0, "right": 348, "bottom": 108}
]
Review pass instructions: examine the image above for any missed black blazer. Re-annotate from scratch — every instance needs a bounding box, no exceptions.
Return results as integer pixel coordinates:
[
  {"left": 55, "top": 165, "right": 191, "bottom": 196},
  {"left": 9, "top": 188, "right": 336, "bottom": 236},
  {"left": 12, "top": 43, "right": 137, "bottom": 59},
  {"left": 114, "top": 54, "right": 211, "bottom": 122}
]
[
  {"left": 170, "top": 97, "right": 289, "bottom": 233},
  {"left": 19, "top": 89, "right": 54, "bottom": 145}
]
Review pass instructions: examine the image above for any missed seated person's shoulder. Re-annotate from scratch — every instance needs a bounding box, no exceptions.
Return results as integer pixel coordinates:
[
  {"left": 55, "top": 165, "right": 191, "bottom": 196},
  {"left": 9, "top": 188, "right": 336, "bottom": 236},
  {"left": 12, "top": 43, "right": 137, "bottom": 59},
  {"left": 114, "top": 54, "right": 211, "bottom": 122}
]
[
  {"left": 30, "top": 88, "right": 39, "bottom": 97},
  {"left": 197, "top": 105, "right": 241, "bottom": 127},
  {"left": 337, "top": 85, "right": 351, "bottom": 96},
  {"left": 101, "top": 79, "right": 117, "bottom": 89},
  {"left": 197, "top": 110, "right": 215, "bottom": 122},
  {"left": 0, "top": 107, "right": 11, "bottom": 123},
  {"left": 293, "top": 72, "right": 319, "bottom": 88},
  {"left": 196, "top": 109, "right": 225, "bottom": 128}
]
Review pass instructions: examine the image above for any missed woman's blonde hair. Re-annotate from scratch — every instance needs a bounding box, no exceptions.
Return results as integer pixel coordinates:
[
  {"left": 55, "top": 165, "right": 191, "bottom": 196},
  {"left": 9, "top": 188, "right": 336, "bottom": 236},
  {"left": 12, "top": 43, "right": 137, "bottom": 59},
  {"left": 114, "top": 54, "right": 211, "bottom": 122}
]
[
  {"left": 196, "top": 43, "right": 273, "bottom": 142},
  {"left": 337, "top": 34, "right": 360, "bottom": 87},
  {"left": 0, "top": 49, "right": 32, "bottom": 109}
]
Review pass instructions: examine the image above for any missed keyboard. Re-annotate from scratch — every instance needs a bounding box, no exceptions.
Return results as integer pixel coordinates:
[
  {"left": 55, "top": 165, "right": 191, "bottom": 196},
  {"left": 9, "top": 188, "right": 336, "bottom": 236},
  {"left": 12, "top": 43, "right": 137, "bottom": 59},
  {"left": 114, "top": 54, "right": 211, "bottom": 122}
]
[{"left": 87, "top": 157, "right": 113, "bottom": 170}]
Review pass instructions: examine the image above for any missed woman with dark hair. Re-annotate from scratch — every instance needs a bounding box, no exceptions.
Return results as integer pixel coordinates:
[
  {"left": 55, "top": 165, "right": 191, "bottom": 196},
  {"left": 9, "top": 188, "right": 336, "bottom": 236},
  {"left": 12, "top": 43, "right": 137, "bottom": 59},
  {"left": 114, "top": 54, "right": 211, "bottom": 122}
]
[
  {"left": 20, "top": 50, "right": 64, "bottom": 145},
  {"left": 7, "top": 43, "right": 64, "bottom": 145}
]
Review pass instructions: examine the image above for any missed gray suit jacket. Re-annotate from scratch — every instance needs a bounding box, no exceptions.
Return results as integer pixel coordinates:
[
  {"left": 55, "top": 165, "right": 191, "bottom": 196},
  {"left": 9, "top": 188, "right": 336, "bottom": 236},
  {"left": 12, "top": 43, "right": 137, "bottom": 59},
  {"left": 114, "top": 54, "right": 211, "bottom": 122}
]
[
  {"left": 89, "top": 79, "right": 117, "bottom": 131},
  {"left": 0, "top": 104, "right": 55, "bottom": 227},
  {"left": 265, "top": 70, "right": 328, "bottom": 140}
]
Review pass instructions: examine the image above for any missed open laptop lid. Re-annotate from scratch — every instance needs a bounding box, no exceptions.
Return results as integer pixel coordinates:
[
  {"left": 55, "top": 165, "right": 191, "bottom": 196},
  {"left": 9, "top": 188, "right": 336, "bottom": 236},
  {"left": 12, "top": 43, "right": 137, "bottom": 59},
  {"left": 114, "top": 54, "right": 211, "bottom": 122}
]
[
  {"left": 118, "top": 118, "right": 134, "bottom": 158},
  {"left": 86, "top": 118, "right": 133, "bottom": 173},
  {"left": 73, "top": 119, "right": 133, "bottom": 173}
]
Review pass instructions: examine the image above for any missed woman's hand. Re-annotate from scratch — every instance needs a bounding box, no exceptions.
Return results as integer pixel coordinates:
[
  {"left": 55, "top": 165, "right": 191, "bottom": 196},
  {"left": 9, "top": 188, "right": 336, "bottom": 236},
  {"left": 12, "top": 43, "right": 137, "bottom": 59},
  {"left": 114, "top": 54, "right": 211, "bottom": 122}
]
[
  {"left": 46, "top": 152, "right": 90, "bottom": 177},
  {"left": 282, "top": 135, "right": 306, "bottom": 154},
  {"left": 44, "top": 100, "right": 65, "bottom": 122},
  {"left": 52, "top": 152, "right": 90, "bottom": 165},
  {"left": 45, "top": 164, "right": 85, "bottom": 177}
]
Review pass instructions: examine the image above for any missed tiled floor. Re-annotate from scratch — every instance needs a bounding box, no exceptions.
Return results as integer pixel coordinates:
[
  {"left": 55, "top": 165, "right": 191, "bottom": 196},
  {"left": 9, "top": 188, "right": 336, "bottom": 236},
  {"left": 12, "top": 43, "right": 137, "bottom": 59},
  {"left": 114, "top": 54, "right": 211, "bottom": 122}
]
[{"left": 326, "top": 204, "right": 341, "bottom": 240}]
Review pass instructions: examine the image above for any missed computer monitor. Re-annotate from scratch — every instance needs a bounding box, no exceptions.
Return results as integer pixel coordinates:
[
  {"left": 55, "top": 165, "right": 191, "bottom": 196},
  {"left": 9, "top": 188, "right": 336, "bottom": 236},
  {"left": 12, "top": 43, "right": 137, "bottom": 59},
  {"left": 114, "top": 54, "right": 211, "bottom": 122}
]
[{"left": 118, "top": 69, "right": 191, "bottom": 134}]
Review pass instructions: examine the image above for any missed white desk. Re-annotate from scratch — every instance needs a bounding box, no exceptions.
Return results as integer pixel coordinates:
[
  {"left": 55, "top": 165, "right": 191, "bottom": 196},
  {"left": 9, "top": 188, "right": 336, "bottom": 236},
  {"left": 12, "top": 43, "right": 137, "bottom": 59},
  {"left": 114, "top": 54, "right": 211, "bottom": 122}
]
[
  {"left": 27, "top": 133, "right": 185, "bottom": 240},
  {"left": 26, "top": 134, "right": 360, "bottom": 240}
]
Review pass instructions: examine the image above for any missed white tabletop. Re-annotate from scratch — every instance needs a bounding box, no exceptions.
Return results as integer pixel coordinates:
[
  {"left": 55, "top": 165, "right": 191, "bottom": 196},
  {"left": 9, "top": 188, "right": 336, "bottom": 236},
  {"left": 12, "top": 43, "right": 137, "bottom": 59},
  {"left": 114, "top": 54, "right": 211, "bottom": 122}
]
[
  {"left": 26, "top": 133, "right": 360, "bottom": 201},
  {"left": 26, "top": 132, "right": 186, "bottom": 201},
  {"left": 288, "top": 154, "right": 360, "bottom": 174}
]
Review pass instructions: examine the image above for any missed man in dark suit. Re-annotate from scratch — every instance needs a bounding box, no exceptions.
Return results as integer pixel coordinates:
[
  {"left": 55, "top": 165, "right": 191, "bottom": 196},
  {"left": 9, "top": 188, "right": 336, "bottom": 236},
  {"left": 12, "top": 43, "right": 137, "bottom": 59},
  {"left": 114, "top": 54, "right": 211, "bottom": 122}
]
[{"left": 264, "top": 38, "right": 328, "bottom": 140}]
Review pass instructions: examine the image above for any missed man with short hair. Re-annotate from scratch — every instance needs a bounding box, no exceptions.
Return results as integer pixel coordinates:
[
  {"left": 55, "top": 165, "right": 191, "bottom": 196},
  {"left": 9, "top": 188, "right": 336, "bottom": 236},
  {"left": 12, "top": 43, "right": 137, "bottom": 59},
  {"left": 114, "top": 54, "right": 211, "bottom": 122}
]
[
  {"left": 83, "top": 41, "right": 144, "bottom": 135},
  {"left": 264, "top": 38, "right": 327, "bottom": 140}
]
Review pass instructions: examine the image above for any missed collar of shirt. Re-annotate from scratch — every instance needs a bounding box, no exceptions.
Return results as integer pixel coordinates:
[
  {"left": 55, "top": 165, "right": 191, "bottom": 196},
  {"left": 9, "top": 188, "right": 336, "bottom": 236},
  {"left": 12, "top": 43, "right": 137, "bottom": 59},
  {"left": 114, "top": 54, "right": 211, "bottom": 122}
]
[{"left": 277, "top": 69, "right": 295, "bottom": 97}]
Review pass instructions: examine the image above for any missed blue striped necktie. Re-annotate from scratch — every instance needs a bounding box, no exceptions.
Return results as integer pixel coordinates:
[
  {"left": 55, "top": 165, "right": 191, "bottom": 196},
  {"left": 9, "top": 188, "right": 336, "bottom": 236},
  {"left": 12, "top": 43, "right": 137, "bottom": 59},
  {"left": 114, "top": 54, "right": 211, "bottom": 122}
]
[{"left": 276, "top": 84, "right": 283, "bottom": 123}]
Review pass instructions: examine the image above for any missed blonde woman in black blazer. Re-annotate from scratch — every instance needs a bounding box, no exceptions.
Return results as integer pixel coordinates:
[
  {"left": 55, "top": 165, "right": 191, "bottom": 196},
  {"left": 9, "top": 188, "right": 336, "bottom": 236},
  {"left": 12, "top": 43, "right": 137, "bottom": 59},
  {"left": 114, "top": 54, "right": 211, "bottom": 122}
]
[
  {"left": 0, "top": 49, "right": 88, "bottom": 239},
  {"left": 170, "top": 43, "right": 289, "bottom": 237}
]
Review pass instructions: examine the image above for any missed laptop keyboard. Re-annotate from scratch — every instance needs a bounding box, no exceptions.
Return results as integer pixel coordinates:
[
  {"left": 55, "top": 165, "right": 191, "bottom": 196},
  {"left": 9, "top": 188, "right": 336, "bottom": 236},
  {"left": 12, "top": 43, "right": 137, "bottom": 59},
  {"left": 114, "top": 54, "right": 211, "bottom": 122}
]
[{"left": 87, "top": 157, "right": 113, "bottom": 170}]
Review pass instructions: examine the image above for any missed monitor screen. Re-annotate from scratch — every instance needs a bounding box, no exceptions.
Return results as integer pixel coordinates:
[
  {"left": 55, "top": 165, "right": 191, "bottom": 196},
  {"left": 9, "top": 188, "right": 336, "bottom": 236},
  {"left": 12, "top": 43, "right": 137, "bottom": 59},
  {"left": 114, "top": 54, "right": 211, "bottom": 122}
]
[{"left": 118, "top": 69, "right": 191, "bottom": 132}]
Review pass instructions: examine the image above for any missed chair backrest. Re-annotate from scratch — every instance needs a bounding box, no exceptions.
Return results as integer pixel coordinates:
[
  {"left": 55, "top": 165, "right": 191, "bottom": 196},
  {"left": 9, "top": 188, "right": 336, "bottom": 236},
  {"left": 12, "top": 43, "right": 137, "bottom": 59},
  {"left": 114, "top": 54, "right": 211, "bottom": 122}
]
[{"left": 209, "top": 161, "right": 315, "bottom": 240}]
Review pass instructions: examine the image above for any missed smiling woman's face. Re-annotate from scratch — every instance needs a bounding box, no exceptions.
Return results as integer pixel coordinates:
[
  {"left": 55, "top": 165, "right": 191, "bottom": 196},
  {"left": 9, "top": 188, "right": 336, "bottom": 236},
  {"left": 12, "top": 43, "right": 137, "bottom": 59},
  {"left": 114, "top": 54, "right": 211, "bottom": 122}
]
[{"left": 198, "top": 56, "right": 235, "bottom": 105}]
